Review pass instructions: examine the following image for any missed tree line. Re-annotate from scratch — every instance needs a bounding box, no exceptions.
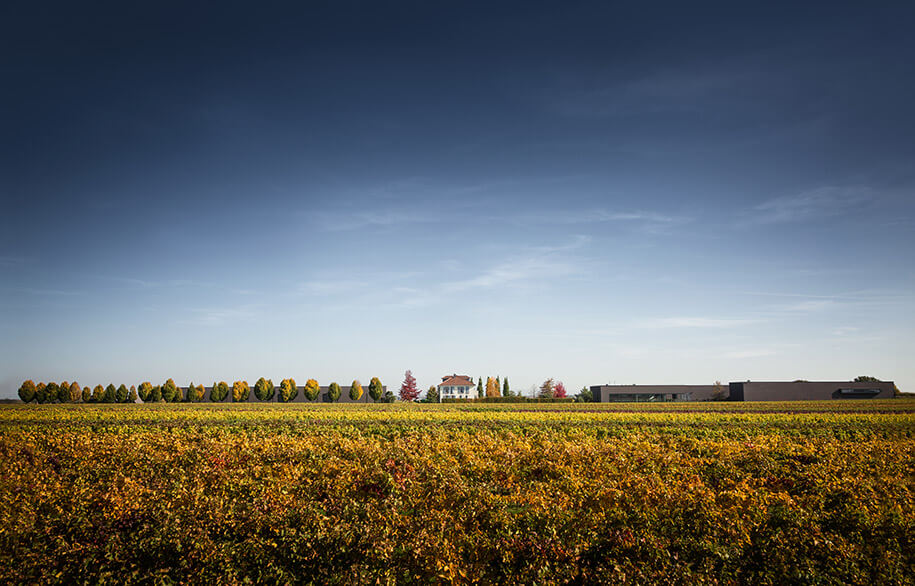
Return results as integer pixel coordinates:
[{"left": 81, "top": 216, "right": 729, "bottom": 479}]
[{"left": 17, "top": 377, "right": 389, "bottom": 403}]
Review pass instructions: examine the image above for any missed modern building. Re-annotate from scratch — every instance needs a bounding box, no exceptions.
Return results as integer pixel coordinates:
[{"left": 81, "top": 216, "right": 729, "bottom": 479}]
[
  {"left": 590, "top": 384, "right": 722, "bottom": 402},
  {"left": 437, "top": 374, "right": 477, "bottom": 401},
  {"left": 590, "top": 380, "right": 895, "bottom": 402},
  {"left": 728, "top": 380, "right": 895, "bottom": 401}
]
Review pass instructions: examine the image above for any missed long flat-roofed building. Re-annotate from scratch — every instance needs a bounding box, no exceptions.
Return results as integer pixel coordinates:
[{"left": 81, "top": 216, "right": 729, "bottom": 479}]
[
  {"left": 590, "top": 380, "right": 895, "bottom": 402},
  {"left": 728, "top": 380, "right": 895, "bottom": 401},
  {"left": 591, "top": 384, "right": 722, "bottom": 402}
]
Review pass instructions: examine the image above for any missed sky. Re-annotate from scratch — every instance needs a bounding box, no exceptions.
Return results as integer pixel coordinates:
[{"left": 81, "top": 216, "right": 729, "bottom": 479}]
[{"left": 2, "top": 1, "right": 914, "bottom": 398}]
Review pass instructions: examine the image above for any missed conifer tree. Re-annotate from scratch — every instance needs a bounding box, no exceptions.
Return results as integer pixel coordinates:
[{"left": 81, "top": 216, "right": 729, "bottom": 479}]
[
  {"left": 477, "top": 377, "right": 483, "bottom": 397},
  {"left": 503, "top": 377, "right": 510, "bottom": 397},
  {"left": 399, "top": 370, "right": 419, "bottom": 402}
]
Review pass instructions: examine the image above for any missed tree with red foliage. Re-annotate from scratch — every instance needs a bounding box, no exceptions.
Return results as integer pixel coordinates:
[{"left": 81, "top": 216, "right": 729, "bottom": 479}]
[
  {"left": 399, "top": 370, "right": 420, "bottom": 402},
  {"left": 553, "top": 381, "right": 567, "bottom": 398}
]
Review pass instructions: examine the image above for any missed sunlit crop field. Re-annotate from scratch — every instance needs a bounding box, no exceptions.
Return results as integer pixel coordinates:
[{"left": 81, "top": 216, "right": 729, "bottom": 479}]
[{"left": 1, "top": 401, "right": 913, "bottom": 584}]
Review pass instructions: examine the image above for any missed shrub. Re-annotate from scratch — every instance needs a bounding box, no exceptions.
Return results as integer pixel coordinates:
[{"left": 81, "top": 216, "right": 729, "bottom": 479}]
[
  {"left": 69, "top": 382, "right": 82, "bottom": 403},
  {"left": 369, "top": 377, "right": 383, "bottom": 401},
  {"left": 254, "top": 377, "right": 275, "bottom": 401},
  {"left": 304, "top": 379, "right": 320, "bottom": 401},
  {"left": 104, "top": 384, "right": 117, "bottom": 403},
  {"left": 116, "top": 384, "right": 129, "bottom": 403},
  {"left": 43, "top": 383, "right": 60, "bottom": 404},
  {"left": 211, "top": 381, "right": 229, "bottom": 402},
  {"left": 162, "top": 379, "right": 180, "bottom": 402},
  {"left": 350, "top": 380, "right": 363, "bottom": 401},
  {"left": 233, "top": 381, "right": 250, "bottom": 402},
  {"left": 278, "top": 378, "right": 297, "bottom": 402},
  {"left": 18, "top": 380, "right": 36, "bottom": 403},
  {"left": 327, "top": 382, "right": 341, "bottom": 402}
]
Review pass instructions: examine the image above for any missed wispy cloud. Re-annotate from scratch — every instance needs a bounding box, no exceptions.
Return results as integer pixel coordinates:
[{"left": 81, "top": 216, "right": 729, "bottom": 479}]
[
  {"left": 638, "top": 317, "right": 762, "bottom": 329},
  {"left": 723, "top": 348, "right": 777, "bottom": 359},
  {"left": 181, "top": 305, "right": 260, "bottom": 327},
  {"left": 751, "top": 185, "right": 872, "bottom": 224}
]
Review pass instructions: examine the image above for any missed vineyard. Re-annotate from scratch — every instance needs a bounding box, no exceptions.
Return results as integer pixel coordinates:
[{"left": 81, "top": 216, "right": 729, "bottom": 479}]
[{"left": 1, "top": 402, "right": 913, "bottom": 584}]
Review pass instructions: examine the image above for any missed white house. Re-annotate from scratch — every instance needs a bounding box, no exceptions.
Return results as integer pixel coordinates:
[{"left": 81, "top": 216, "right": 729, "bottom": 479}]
[{"left": 437, "top": 374, "right": 476, "bottom": 401}]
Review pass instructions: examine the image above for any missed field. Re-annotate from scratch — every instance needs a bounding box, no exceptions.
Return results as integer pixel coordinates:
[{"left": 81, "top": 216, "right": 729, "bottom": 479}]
[{"left": 1, "top": 401, "right": 913, "bottom": 584}]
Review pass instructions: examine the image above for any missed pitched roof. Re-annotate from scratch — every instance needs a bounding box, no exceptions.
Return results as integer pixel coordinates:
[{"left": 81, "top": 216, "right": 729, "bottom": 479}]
[{"left": 439, "top": 374, "right": 474, "bottom": 387}]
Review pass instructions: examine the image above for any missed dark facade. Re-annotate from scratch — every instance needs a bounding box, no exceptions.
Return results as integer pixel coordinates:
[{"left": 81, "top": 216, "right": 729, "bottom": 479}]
[
  {"left": 590, "top": 381, "right": 895, "bottom": 402},
  {"left": 728, "top": 381, "right": 895, "bottom": 401},
  {"left": 591, "top": 385, "right": 722, "bottom": 402},
  {"left": 186, "top": 385, "right": 386, "bottom": 403}
]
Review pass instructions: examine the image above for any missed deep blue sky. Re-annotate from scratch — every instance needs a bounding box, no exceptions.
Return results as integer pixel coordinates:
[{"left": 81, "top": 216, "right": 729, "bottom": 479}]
[{"left": 2, "top": 1, "right": 914, "bottom": 397}]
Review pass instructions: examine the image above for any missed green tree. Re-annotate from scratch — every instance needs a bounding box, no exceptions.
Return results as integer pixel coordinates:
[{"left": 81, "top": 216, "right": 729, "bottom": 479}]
[
  {"left": 304, "top": 379, "right": 320, "bottom": 401},
  {"left": 254, "top": 377, "right": 275, "bottom": 401},
  {"left": 43, "top": 382, "right": 60, "bottom": 404},
  {"left": 211, "top": 381, "right": 229, "bottom": 402},
  {"left": 574, "top": 386, "right": 593, "bottom": 403},
  {"left": 477, "top": 377, "right": 483, "bottom": 397},
  {"left": 162, "top": 379, "right": 180, "bottom": 402},
  {"left": 502, "top": 377, "right": 510, "bottom": 397},
  {"left": 69, "top": 382, "right": 82, "bottom": 402},
  {"left": 116, "top": 384, "right": 129, "bottom": 403},
  {"left": 854, "top": 375, "right": 881, "bottom": 382},
  {"left": 186, "top": 382, "right": 204, "bottom": 402},
  {"left": 368, "top": 377, "right": 383, "bottom": 402},
  {"left": 232, "top": 380, "right": 250, "bottom": 402},
  {"left": 278, "top": 378, "right": 298, "bottom": 402},
  {"left": 128, "top": 385, "right": 138, "bottom": 403},
  {"left": 81, "top": 386, "right": 91, "bottom": 402},
  {"left": 104, "top": 384, "right": 117, "bottom": 403},
  {"left": 426, "top": 385, "right": 439, "bottom": 403},
  {"left": 350, "top": 380, "right": 363, "bottom": 401},
  {"left": 328, "top": 382, "right": 341, "bottom": 402},
  {"left": 150, "top": 385, "right": 163, "bottom": 402},
  {"left": 138, "top": 382, "right": 153, "bottom": 402},
  {"left": 91, "top": 384, "right": 104, "bottom": 403},
  {"left": 58, "top": 381, "right": 71, "bottom": 403},
  {"left": 382, "top": 389, "right": 395, "bottom": 403},
  {"left": 18, "top": 380, "right": 37, "bottom": 403}
]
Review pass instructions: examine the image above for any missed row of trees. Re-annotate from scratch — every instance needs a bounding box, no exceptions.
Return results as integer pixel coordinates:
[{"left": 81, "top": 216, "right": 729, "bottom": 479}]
[
  {"left": 19, "top": 377, "right": 389, "bottom": 403},
  {"left": 18, "top": 380, "right": 139, "bottom": 404}
]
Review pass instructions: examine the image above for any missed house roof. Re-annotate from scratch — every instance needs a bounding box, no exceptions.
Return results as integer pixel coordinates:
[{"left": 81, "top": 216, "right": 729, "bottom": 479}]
[{"left": 439, "top": 374, "right": 474, "bottom": 387}]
